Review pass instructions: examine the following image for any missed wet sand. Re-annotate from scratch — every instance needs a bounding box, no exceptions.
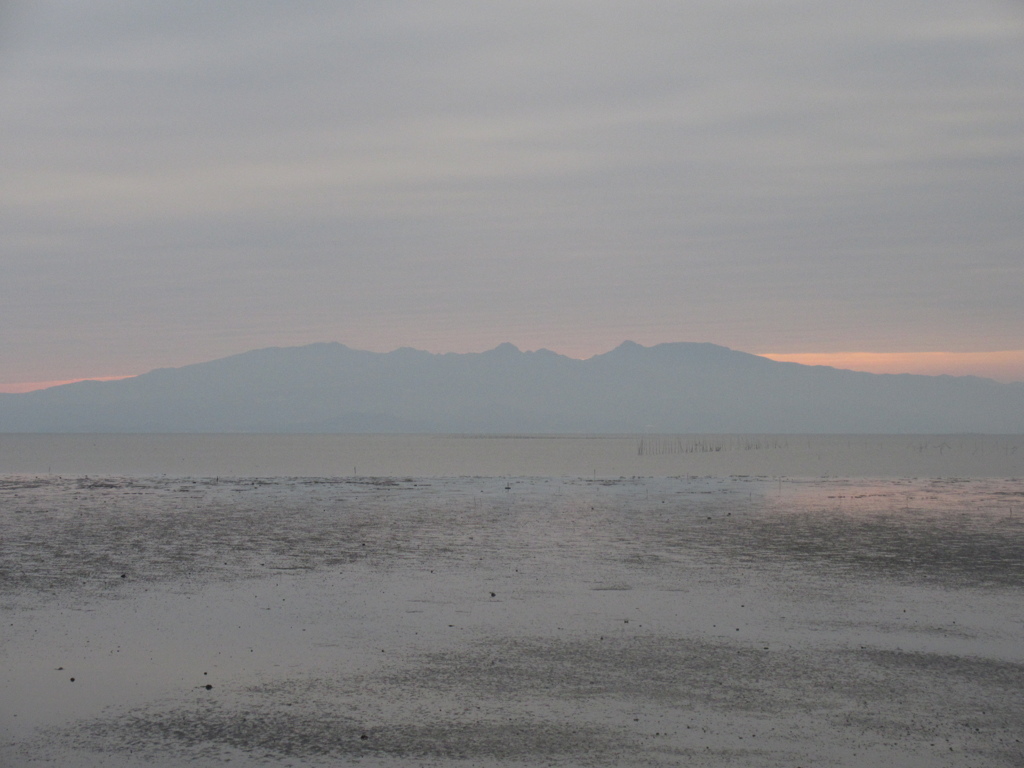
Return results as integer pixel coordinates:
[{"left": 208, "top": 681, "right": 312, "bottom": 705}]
[{"left": 2, "top": 475, "right": 1023, "bottom": 766}]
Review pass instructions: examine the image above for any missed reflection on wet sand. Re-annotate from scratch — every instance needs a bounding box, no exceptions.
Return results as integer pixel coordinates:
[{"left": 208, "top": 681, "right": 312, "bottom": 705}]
[{"left": 2, "top": 475, "right": 1022, "bottom": 766}]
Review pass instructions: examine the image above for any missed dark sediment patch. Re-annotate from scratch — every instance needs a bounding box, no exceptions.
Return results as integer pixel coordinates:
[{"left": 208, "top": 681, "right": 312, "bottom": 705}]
[
  {"left": 33, "top": 637, "right": 1023, "bottom": 766},
  {"left": 720, "top": 508, "right": 1024, "bottom": 587},
  {"left": 383, "top": 635, "right": 1024, "bottom": 763},
  {"left": 0, "top": 475, "right": 492, "bottom": 602},
  {"left": 4, "top": 476, "right": 1023, "bottom": 604},
  {"left": 35, "top": 703, "right": 631, "bottom": 764}
]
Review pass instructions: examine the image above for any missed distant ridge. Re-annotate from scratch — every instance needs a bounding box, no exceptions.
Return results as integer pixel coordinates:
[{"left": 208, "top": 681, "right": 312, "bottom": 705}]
[{"left": 1, "top": 341, "right": 1023, "bottom": 433}]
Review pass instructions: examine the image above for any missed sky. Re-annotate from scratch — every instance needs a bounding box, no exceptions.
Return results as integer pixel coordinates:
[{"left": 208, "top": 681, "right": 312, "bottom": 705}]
[{"left": 2, "top": 1, "right": 1023, "bottom": 392}]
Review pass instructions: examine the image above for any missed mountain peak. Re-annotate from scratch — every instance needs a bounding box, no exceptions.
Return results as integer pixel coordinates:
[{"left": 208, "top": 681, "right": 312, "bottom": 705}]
[
  {"left": 589, "top": 340, "right": 645, "bottom": 360},
  {"left": 596, "top": 340, "right": 738, "bottom": 360},
  {"left": 483, "top": 342, "right": 522, "bottom": 356}
]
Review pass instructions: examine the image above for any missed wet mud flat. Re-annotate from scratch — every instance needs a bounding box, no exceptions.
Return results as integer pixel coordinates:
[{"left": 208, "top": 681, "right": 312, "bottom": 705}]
[{"left": 1, "top": 474, "right": 1022, "bottom": 767}]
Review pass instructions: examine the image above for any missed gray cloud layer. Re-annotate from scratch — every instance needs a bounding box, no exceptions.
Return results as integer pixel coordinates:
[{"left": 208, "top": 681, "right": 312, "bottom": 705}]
[{"left": 2, "top": 1, "right": 1023, "bottom": 381}]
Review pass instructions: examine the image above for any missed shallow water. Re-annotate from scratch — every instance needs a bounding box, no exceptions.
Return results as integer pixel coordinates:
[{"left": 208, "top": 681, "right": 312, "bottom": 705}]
[
  {"left": 2, "top": 432, "right": 1023, "bottom": 477},
  {"left": 2, "top": 474, "right": 1022, "bottom": 766}
]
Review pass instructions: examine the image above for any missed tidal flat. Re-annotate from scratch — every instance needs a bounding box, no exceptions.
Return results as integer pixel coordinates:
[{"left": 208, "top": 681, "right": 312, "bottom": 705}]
[{"left": 2, "top": 474, "right": 1022, "bottom": 767}]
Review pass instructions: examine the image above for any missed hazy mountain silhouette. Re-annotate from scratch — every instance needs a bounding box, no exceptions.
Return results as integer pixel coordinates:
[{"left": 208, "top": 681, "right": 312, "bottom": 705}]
[{"left": 2, "top": 341, "right": 1022, "bottom": 433}]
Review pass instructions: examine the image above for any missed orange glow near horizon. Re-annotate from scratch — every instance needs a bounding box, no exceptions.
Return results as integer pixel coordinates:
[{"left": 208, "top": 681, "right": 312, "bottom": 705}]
[
  {"left": 0, "top": 375, "right": 137, "bottom": 394},
  {"left": 759, "top": 351, "right": 1024, "bottom": 383}
]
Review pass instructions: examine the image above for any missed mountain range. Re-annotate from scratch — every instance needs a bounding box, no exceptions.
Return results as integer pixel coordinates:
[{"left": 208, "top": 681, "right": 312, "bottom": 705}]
[{"left": 2, "top": 341, "right": 1022, "bottom": 433}]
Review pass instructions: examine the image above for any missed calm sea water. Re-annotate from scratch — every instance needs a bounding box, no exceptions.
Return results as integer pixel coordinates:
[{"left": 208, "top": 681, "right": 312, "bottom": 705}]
[{"left": 1, "top": 433, "right": 1022, "bottom": 477}]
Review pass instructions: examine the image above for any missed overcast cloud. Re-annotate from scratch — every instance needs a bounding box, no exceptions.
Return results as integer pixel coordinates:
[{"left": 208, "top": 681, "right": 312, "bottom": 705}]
[{"left": 2, "top": 1, "right": 1023, "bottom": 386}]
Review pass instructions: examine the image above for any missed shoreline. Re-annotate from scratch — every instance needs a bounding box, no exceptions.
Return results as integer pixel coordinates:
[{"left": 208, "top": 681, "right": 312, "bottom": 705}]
[{"left": 2, "top": 433, "right": 1023, "bottom": 478}]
